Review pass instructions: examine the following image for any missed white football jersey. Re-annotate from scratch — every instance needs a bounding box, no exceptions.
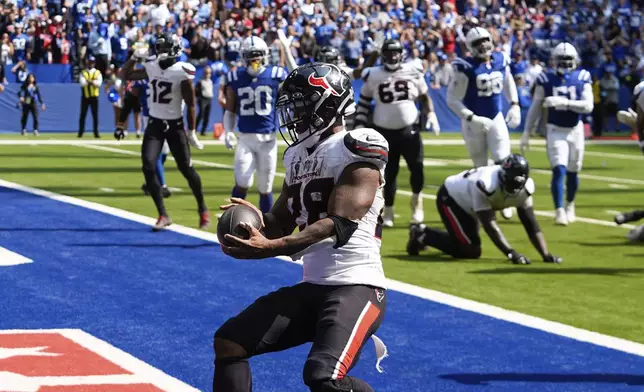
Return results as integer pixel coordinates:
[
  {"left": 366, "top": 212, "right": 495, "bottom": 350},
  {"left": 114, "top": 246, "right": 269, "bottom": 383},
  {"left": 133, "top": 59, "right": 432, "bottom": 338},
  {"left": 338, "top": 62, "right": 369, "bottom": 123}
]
[
  {"left": 339, "top": 64, "right": 355, "bottom": 80},
  {"left": 444, "top": 165, "right": 535, "bottom": 215},
  {"left": 283, "top": 128, "right": 388, "bottom": 289},
  {"left": 143, "top": 59, "right": 196, "bottom": 120},
  {"left": 634, "top": 81, "right": 644, "bottom": 112},
  {"left": 360, "top": 62, "right": 428, "bottom": 129}
]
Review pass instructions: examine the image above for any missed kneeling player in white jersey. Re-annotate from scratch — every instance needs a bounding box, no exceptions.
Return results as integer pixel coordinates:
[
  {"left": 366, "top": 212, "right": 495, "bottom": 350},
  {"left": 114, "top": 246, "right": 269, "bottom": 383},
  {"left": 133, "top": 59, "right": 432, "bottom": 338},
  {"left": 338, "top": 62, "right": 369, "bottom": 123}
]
[
  {"left": 407, "top": 154, "right": 562, "bottom": 264},
  {"left": 119, "top": 32, "right": 209, "bottom": 231},
  {"left": 223, "top": 36, "right": 287, "bottom": 213},
  {"left": 447, "top": 27, "right": 520, "bottom": 220},
  {"left": 522, "top": 43, "right": 593, "bottom": 226},
  {"left": 214, "top": 64, "right": 388, "bottom": 392},
  {"left": 355, "top": 39, "right": 436, "bottom": 227}
]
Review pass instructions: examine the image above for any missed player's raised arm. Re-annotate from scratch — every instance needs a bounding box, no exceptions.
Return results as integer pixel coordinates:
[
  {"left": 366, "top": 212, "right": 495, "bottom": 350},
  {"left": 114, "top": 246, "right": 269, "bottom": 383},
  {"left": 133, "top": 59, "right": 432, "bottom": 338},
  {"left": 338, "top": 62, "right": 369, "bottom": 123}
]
[
  {"left": 276, "top": 29, "right": 299, "bottom": 72},
  {"left": 119, "top": 45, "right": 150, "bottom": 81}
]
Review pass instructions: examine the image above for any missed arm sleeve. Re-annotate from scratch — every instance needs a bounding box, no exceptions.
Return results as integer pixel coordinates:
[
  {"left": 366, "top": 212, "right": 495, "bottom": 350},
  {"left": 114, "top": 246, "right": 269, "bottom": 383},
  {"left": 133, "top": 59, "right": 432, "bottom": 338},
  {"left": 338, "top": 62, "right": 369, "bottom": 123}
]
[
  {"left": 503, "top": 65, "right": 519, "bottom": 104},
  {"left": 523, "top": 84, "right": 545, "bottom": 135},
  {"left": 566, "top": 83, "right": 594, "bottom": 114},
  {"left": 446, "top": 69, "right": 473, "bottom": 120},
  {"left": 223, "top": 109, "right": 238, "bottom": 133}
]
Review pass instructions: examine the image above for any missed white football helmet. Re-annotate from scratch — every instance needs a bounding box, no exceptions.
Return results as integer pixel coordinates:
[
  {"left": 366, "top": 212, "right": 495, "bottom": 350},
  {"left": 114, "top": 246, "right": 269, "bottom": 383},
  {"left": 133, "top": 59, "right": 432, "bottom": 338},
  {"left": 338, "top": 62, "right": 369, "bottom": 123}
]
[
  {"left": 551, "top": 42, "right": 578, "bottom": 75},
  {"left": 466, "top": 27, "right": 493, "bottom": 59},
  {"left": 241, "top": 36, "right": 268, "bottom": 76}
]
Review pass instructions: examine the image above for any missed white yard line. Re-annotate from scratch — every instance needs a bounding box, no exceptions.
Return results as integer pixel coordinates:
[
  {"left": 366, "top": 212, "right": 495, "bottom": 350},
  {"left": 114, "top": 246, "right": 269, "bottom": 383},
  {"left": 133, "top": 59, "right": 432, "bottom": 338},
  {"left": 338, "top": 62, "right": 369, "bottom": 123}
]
[
  {"left": 80, "top": 144, "right": 637, "bottom": 230},
  {"left": 2, "top": 178, "right": 644, "bottom": 359}
]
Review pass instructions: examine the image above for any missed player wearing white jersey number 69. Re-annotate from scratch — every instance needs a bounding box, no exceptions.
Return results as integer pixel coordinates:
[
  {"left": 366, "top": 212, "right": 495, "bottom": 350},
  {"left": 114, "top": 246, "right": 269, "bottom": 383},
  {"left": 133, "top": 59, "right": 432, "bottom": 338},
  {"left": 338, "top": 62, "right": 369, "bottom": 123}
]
[
  {"left": 119, "top": 32, "right": 209, "bottom": 231},
  {"left": 355, "top": 39, "right": 436, "bottom": 227},
  {"left": 407, "top": 154, "right": 562, "bottom": 265}
]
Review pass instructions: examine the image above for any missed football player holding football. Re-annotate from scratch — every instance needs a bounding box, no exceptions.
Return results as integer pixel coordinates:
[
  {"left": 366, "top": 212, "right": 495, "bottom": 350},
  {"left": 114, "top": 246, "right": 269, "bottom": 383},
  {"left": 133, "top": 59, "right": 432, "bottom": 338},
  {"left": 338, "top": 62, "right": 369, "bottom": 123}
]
[
  {"left": 119, "top": 32, "right": 209, "bottom": 231},
  {"left": 407, "top": 154, "right": 562, "bottom": 265},
  {"left": 522, "top": 43, "right": 593, "bottom": 226},
  {"left": 355, "top": 38, "right": 436, "bottom": 227},
  {"left": 214, "top": 63, "right": 388, "bottom": 392}
]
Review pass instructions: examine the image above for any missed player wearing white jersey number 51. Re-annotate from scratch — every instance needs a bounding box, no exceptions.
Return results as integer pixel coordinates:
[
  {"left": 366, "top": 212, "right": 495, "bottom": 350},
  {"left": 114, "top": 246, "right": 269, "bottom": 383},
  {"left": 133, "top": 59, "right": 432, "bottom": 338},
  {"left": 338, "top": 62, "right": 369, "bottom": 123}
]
[
  {"left": 522, "top": 43, "right": 593, "bottom": 227},
  {"left": 214, "top": 63, "right": 388, "bottom": 392},
  {"left": 355, "top": 39, "right": 436, "bottom": 227},
  {"left": 407, "top": 154, "right": 562, "bottom": 265},
  {"left": 119, "top": 32, "right": 209, "bottom": 231}
]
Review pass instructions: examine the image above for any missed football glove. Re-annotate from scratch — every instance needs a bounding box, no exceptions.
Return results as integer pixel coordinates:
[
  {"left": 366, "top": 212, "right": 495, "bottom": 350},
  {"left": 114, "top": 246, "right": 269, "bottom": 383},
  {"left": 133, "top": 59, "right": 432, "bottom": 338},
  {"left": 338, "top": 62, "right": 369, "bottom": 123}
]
[
  {"left": 225, "top": 131, "right": 237, "bottom": 150},
  {"left": 505, "top": 104, "right": 521, "bottom": 129},
  {"left": 187, "top": 129, "right": 204, "bottom": 150},
  {"left": 509, "top": 250, "right": 531, "bottom": 265},
  {"left": 469, "top": 115, "right": 494, "bottom": 133},
  {"left": 542, "top": 96, "right": 569, "bottom": 110},
  {"left": 543, "top": 253, "right": 563, "bottom": 264},
  {"left": 427, "top": 112, "right": 440, "bottom": 136},
  {"left": 132, "top": 43, "right": 149, "bottom": 61},
  {"left": 114, "top": 127, "right": 127, "bottom": 140}
]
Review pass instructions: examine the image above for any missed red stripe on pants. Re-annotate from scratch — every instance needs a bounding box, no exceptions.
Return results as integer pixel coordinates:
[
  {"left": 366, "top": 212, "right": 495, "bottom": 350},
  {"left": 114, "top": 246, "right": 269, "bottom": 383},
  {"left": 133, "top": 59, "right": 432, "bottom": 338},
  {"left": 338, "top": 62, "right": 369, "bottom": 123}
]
[
  {"left": 336, "top": 302, "right": 381, "bottom": 379},
  {"left": 441, "top": 204, "right": 470, "bottom": 245}
]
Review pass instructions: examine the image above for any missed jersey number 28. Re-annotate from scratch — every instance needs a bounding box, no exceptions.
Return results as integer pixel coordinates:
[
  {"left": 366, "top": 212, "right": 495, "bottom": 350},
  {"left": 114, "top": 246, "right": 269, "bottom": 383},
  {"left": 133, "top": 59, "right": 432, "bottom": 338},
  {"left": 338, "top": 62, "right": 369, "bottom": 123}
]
[
  {"left": 238, "top": 86, "right": 273, "bottom": 116},
  {"left": 476, "top": 71, "right": 503, "bottom": 97},
  {"left": 288, "top": 178, "right": 335, "bottom": 226}
]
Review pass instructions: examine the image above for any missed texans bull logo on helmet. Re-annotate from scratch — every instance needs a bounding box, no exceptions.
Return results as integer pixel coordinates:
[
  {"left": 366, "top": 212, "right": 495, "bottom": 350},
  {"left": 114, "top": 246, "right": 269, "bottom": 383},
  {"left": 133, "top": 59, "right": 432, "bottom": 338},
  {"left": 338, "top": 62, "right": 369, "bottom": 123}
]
[{"left": 307, "top": 66, "right": 345, "bottom": 97}]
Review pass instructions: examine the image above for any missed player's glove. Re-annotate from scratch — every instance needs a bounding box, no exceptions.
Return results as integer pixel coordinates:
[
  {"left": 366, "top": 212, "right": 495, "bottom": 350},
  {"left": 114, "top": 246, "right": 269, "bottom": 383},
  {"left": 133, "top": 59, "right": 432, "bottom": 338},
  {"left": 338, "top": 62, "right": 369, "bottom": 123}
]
[
  {"left": 505, "top": 104, "right": 521, "bottom": 129},
  {"left": 542, "top": 96, "right": 569, "bottom": 110},
  {"left": 187, "top": 129, "right": 204, "bottom": 150},
  {"left": 426, "top": 112, "right": 440, "bottom": 136},
  {"left": 509, "top": 250, "right": 531, "bottom": 265},
  {"left": 520, "top": 132, "right": 530, "bottom": 155},
  {"left": 543, "top": 253, "right": 563, "bottom": 264},
  {"left": 373, "top": 31, "right": 385, "bottom": 52},
  {"left": 114, "top": 127, "right": 127, "bottom": 140},
  {"left": 131, "top": 43, "right": 149, "bottom": 61},
  {"left": 469, "top": 115, "right": 494, "bottom": 133},
  {"left": 224, "top": 131, "right": 237, "bottom": 150}
]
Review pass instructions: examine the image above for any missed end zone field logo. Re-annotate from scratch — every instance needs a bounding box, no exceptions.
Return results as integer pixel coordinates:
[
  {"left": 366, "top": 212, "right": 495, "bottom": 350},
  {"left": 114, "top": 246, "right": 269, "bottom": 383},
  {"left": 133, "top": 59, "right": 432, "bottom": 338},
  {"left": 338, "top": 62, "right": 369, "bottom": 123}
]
[{"left": 0, "top": 329, "right": 199, "bottom": 392}]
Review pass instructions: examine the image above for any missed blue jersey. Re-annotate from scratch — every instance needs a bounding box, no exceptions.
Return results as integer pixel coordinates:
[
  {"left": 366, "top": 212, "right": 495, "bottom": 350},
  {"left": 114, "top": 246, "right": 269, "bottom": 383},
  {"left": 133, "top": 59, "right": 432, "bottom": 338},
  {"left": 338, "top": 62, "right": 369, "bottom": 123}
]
[
  {"left": 12, "top": 33, "right": 28, "bottom": 61},
  {"left": 452, "top": 52, "right": 510, "bottom": 119},
  {"left": 225, "top": 38, "right": 242, "bottom": 64},
  {"left": 536, "top": 69, "right": 591, "bottom": 128},
  {"left": 134, "top": 79, "right": 149, "bottom": 117},
  {"left": 226, "top": 66, "right": 287, "bottom": 134}
]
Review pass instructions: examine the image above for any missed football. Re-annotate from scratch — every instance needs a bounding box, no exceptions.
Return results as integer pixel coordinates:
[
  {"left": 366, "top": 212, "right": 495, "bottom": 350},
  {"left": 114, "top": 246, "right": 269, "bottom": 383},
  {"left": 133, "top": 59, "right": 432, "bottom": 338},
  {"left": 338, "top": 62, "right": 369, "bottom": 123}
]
[{"left": 217, "top": 204, "right": 263, "bottom": 247}]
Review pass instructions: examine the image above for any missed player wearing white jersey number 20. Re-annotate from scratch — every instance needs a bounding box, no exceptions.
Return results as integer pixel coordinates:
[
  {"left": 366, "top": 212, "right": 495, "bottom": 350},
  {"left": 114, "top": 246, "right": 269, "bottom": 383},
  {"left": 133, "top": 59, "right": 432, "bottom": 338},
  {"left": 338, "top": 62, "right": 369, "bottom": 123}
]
[
  {"left": 119, "top": 32, "right": 209, "bottom": 231},
  {"left": 407, "top": 154, "right": 562, "bottom": 265},
  {"left": 214, "top": 63, "right": 388, "bottom": 392},
  {"left": 522, "top": 43, "right": 593, "bottom": 226},
  {"left": 356, "top": 39, "right": 437, "bottom": 227}
]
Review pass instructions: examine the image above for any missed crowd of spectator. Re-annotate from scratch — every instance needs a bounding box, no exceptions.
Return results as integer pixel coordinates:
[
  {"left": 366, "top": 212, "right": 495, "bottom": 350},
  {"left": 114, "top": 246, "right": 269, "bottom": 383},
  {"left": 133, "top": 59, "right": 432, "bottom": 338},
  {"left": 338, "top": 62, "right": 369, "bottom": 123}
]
[{"left": 0, "top": 0, "right": 642, "bottom": 96}]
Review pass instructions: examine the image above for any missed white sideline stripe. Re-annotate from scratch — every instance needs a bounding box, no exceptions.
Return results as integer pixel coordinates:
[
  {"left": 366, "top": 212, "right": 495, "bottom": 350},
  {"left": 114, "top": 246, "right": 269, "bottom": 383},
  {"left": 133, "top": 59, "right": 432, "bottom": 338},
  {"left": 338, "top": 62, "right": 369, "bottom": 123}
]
[
  {"left": 0, "top": 329, "right": 198, "bottom": 391},
  {"left": 99, "top": 187, "right": 115, "bottom": 193},
  {"left": 609, "top": 183, "right": 631, "bottom": 189},
  {"left": 2, "top": 180, "right": 644, "bottom": 358},
  {"left": 0, "top": 246, "right": 33, "bottom": 266},
  {"left": 81, "top": 144, "right": 638, "bottom": 229}
]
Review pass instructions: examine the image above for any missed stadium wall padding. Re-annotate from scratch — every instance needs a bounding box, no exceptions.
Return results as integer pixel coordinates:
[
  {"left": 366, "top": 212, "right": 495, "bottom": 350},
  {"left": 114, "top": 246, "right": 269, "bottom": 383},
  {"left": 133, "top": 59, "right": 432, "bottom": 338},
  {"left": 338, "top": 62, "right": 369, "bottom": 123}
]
[{"left": 0, "top": 80, "right": 633, "bottom": 133}]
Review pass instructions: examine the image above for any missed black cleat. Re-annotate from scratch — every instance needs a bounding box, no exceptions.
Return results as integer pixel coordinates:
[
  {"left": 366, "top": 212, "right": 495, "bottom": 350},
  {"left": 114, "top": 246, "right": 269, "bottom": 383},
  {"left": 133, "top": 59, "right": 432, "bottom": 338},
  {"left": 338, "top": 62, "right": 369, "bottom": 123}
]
[
  {"left": 152, "top": 215, "right": 172, "bottom": 232},
  {"left": 406, "top": 224, "right": 427, "bottom": 256},
  {"left": 162, "top": 187, "right": 172, "bottom": 198},
  {"left": 615, "top": 211, "right": 643, "bottom": 225}
]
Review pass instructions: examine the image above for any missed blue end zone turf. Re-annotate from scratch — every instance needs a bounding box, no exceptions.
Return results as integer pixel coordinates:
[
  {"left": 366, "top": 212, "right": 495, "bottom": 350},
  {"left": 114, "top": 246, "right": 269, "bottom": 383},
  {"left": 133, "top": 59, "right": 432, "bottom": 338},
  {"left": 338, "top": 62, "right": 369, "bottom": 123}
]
[{"left": 1, "top": 185, "right": 644, "bottom": 391}]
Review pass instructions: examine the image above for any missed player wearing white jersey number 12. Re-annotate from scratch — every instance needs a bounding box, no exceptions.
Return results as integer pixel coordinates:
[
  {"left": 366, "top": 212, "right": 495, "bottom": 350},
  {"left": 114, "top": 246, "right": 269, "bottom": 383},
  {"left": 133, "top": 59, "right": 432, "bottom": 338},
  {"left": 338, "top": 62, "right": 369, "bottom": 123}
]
[
  {"left": 213, "top": 63, "right": 388, "bottom": 392},
  {"left": 447, "top": 26, "right": 520, "bottom": 220},
  {"left": 522, "top": 42, "right": 593, "bottom": 226},
  {"left": 355, "top": 39, "right": 436, "bottom": 227},
  {"left": 119, "top": 32, "right": 209, "bottom": 231}
]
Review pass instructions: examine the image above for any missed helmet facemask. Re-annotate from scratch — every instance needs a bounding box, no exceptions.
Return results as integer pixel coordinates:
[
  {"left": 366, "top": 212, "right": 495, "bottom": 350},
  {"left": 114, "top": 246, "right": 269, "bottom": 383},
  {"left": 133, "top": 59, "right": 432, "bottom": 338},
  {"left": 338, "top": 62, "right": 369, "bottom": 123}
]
[
  {"left": 382, "top": 50, "right": 403, "bottom": 71},
  {"left": 470, "top": 37, "right": 493, "bottom": 59},
  {"left": 555, "top": 55, "right": 577, "bottom": 75},
  {"left": 244, "top": 49, "right": 267, "bottom": 76}
]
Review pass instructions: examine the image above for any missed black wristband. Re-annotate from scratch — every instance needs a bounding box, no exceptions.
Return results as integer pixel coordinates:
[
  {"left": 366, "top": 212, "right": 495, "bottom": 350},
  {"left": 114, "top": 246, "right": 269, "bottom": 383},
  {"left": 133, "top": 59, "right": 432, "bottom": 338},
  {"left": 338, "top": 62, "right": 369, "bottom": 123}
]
[{"left": 511, "top": 102, "right": 519, "bottom": 106}]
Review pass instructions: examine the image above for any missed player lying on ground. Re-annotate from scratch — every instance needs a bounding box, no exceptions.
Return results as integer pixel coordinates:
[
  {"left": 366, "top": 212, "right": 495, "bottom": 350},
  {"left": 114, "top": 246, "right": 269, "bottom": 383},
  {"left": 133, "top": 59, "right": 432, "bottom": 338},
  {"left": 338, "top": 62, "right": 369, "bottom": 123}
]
[
  {"left": 447, "top": 26, "right": 520, "bottom": 220},
  {"left": 407, "top": 154, "right": 562, "bottom": 265},
  {"left": 522, "top": 42, "right": 593, "bottom": 227},
  {"left": 119, "top": 32, "right": 209, "bottom": 231},
  {"left": 214, "top": 63, "right": 388, "bottom": 392},
  {"left": 355, "top": 38, "right": 437, "bottom": 227}
]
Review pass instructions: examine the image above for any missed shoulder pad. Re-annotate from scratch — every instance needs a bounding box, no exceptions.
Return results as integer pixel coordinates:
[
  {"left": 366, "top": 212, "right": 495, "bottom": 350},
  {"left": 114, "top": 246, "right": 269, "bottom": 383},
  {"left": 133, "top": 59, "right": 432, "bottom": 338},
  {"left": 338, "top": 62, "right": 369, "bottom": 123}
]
[
  {"left": 271, "top": 66, "right": 288, "bottom": 80},
  {"left": 343, "top": 128, "right": 389, "bottom": 169},
  {"left": 524, "top": 178, "right": 535, "bottom": 196},
  {"left": 499, "top": 52, "right": 511, "bottom": 68},
  {"left": 181, "top": 63, "right": 196, "bottom": 79},
  {"left": 577, "top": 69, "right": 591, "bottom": 83},
  {"left": 535, "top": 72, "right": 550, "bottom": 86},
  {"left": 451, "top": 57, "right": 472, "bottom": 73}
]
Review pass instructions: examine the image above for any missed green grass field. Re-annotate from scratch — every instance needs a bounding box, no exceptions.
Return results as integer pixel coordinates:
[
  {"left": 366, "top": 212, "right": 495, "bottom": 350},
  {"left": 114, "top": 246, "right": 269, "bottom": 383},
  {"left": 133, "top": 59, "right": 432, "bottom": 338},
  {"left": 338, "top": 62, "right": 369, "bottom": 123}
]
[{"left": 1, "top": 134, "right": 643, "bottom": 343}]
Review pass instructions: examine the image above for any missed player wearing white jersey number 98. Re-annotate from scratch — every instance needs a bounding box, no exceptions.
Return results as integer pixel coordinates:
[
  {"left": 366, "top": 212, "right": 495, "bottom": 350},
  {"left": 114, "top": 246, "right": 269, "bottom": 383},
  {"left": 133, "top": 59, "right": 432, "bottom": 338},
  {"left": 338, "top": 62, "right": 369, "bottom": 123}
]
[{"left": 355, "top": 39, "right": 435, "bottom": 228}]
